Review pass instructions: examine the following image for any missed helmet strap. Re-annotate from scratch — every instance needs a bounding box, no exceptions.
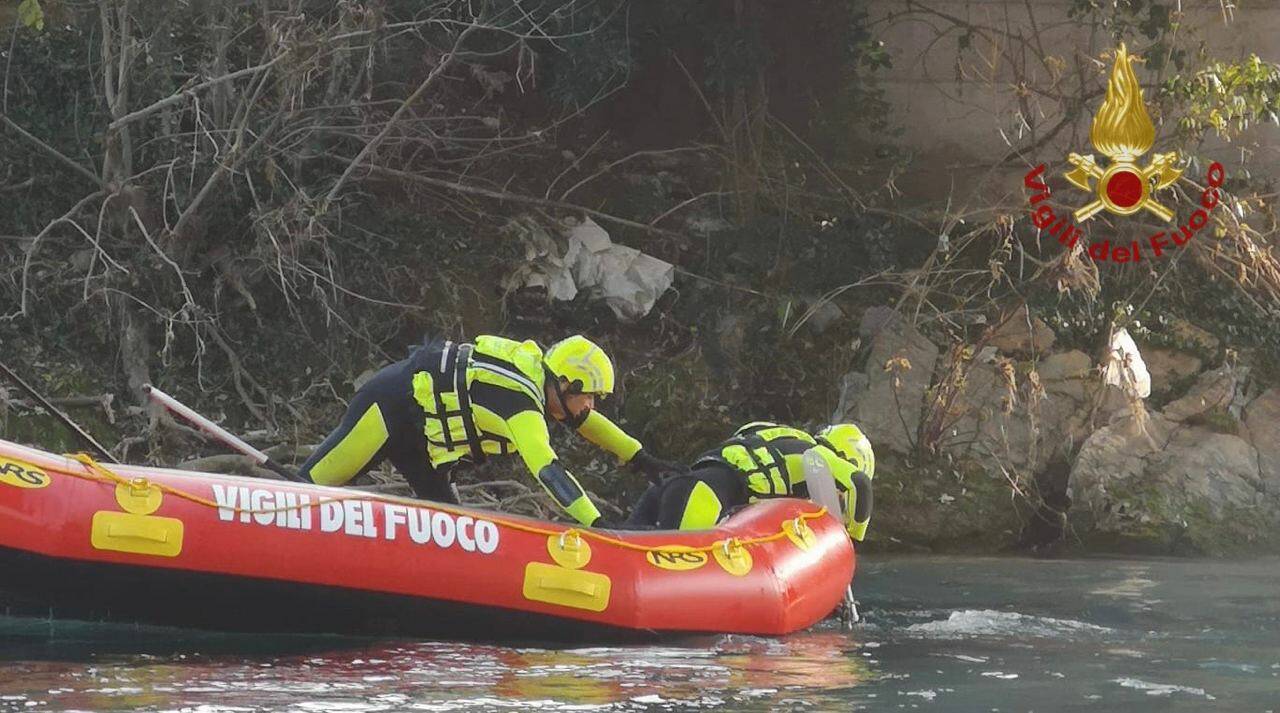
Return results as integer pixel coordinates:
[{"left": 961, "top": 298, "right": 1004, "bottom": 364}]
[{"left": 544, "top": 366, "right": 574, "bottom": 422}]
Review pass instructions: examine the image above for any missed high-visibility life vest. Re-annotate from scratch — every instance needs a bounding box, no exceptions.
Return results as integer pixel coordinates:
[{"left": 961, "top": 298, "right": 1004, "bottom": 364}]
[
  {"left": 694, "top": 422, "right": 816, "bottom": 499},
  {"left": 698, "top": 421, "right": 874, "bottom": 539},
  {"left": 698, "top": 421, "right": 870, "bottom": 500},
  {"left": 410, "top": 336, "right": 547, "bottom": 468}
]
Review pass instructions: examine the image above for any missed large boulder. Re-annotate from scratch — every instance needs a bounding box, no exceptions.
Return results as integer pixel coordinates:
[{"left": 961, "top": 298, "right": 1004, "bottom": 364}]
[
  {"left": 799, "top": 297, "right": 846, "bottom": 336},
  {"left": 1163, "top": 365, "right": 1249, "bottom": 423},
  {"left": 931, "top": 350, "right": 1095, "bottom": 477},
  {"left": 831, "top": 371, "right": 869, "bottom": 425},
  {"left": 867, "top": 453, "right": 1030, "bottom": 553},
  {"left": 935, "top": 360, "right": 1031, "bottom": 469},
  {"left": 1242, "top": 388, "right": 1280, "bottom": 494},
  {"left": 839, "top": 311, "right": 938, "bottom": 454},
  {"left": 1141, "top": 346, "right": 1202, "bottom": 394},
  {"left": 1068, "top": 412, "right": 1278, "bottom": 554},
  {"left": 1166, "top": 316, "right": 1221, "bottom": 354},
  {"left": 1038, "top": 349, "right": 1092, "bottom": 387},
  {"left": 988, "top": 305, "right": 1056, "bottom": 355},
  {"left": 859, "top": 305, "right": 900, "bottom": 339}
]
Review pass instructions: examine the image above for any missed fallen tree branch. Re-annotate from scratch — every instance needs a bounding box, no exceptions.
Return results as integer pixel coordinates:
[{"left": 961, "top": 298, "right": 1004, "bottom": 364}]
[
  {"left": 559, "top": 146, "right": 705, "bottom": 202},
  {"left": 351, "top": 481, "right": 414, "bottom": 495},
  {"left": 49, "top": 393, "right": 117, "bottom": 424},
  {"left": 0, "top": 113, "right": 102, "bottom": 187},
  {"left": 178, "top": 453, "right": 259, "bottom": 474},
  {"left": 456, "top": 479, "right": 534, "bottom": 493},
  {"left": 365, "top": 164, "right": 685, "bottom": 240},
  {"left": 264, "top": 442, "right": 317, "bottom": 462}
]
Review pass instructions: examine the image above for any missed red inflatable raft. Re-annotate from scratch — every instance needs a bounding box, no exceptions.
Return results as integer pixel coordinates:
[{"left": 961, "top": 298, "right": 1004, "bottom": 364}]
[{"left": 0, "top": 438, "right": 855, "bottom": 642}]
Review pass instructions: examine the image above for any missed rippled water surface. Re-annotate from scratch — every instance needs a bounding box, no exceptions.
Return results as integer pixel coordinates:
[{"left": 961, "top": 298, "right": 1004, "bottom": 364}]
[{"left": 2, "top": 557, "right": 1277, "bottom": 712}]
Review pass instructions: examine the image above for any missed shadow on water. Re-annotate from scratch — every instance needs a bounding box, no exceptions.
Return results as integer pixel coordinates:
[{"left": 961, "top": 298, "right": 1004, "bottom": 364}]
[{"left": 0, "top": 614, "right": 376, "bottom": 661}]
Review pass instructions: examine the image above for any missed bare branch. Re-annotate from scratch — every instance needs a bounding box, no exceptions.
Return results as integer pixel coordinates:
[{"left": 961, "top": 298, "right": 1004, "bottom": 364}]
[
  {"left": 106, "top": 56, "right": 287, "bottom": 132},
  {"left": 324, "top": 25, "right": 479, "bottom": 206},
  {"left": 130, "top": 205, "right": 197, "bottom": 311},
  {"left": 2, "top": 16, "right": 17, "bottom": 115},
  {"left": 205, "top": 326, "right": 271, "bottom": 425},
  {"left": 15, "top": 191, "right": 106, "bottom": 317},
  {"left": 559, "top": 147, "right": 704, "bottom": 202},
  {"left": 649, "top": 191, "right": 734, "bottom": 227},
  {"left": 172, "top": 81, "right": 284, "bottom": 239},
  {"left": 1, "top": 113, "right": 102, "bottom": 187},
  {"left": 544, "top": 130, "right": 609, "bottom": 199},
  {"left": 366, "top": 164, "right": 685, "bottom": 240},
  {"left": 0, "top": 177, "right": 34, "bottom": 192}
]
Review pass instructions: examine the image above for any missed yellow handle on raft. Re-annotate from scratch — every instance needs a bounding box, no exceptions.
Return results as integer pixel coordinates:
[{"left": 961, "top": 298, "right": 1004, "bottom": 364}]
[{"left": 522, "top": 562, "right": 612, "bottom": 612}]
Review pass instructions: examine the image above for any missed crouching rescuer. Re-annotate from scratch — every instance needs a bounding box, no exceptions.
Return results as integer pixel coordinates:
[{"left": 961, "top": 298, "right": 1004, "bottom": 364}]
[
  {"left": 625, "top": 422, "right": 875, "bottom": 542},
  {"left": 298, "top": 334, "right": 683, "bottom": 527}
]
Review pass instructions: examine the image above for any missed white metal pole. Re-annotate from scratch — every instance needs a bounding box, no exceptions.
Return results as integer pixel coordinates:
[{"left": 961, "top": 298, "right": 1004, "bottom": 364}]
[{"left": 143, "top": 384, "right": 271, "bottom": 464}]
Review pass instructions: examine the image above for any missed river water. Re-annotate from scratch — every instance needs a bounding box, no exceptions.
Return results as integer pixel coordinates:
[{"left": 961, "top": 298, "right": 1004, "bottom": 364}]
[{"left": 1, "top": 556, "right": 1276, "bottom": 712}]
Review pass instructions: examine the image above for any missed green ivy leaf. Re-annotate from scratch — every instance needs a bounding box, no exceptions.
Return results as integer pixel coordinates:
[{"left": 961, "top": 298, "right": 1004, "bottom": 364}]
[{"left": 18, "top": 0, "right": 44, "bottom": 31}]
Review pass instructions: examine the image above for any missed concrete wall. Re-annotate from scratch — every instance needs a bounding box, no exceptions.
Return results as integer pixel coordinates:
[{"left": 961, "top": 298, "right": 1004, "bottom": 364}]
[{"left": 856, "top": 0, "right": 1280, "bottom": 210}]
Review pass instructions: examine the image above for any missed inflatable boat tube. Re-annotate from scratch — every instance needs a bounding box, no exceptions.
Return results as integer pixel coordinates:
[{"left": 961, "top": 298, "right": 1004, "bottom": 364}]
[{"left": 0, "top": 438, "right": 855, "bottom": 643}]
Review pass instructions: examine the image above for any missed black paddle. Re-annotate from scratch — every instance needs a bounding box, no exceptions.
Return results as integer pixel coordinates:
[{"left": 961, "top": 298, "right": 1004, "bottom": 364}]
[{"left": 0, "top": 360, "right": 119, "bottom": 463}]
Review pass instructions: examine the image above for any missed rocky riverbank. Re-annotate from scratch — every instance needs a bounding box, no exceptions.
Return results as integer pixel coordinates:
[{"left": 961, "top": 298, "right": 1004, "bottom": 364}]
[{"left": 839, "top": 303, "right": 1280, "bottom": 555}]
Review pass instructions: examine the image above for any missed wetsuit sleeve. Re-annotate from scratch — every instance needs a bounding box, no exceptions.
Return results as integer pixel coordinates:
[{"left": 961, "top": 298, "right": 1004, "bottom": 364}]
[
  {"left": 575, "top": 409, "right": 644, "bottom": 464},
  {"left": 301, "top": 401, "right": 390, "bottom": 487},
  {"left": 505, "top": 408, "right": 601, "bottom": 526}
]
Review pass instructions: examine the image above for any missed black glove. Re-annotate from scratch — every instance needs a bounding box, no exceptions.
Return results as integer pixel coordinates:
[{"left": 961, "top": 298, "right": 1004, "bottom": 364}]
[
  {"left": 590, "top": 515, "right": 625, "bottom": 530},
  {"left": 629, "top": 449, "right": 690, "bottom": 485}
]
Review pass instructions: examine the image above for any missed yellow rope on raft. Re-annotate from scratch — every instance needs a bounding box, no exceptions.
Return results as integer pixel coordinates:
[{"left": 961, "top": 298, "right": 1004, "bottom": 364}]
[{"left": 65, "top": 453, "right": 829, "bottom": 555}]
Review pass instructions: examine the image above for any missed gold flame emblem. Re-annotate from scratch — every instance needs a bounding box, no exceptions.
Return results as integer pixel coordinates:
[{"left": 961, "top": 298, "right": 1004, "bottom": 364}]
[{"left": 1065, "top": 44, "right": 1181, "bottom": 221}]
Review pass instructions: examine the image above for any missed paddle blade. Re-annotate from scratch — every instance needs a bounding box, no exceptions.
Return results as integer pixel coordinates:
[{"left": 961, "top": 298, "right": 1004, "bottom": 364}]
[{"left": 802, "top": 448, "right": 844, "bottom": 523}]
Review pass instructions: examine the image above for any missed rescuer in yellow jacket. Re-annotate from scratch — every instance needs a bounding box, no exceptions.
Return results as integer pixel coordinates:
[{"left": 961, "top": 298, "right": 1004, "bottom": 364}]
[
  {"left": 299, "top": 334, "right": 682, "bottom": 527},
  {"left": 624, "top": 422, "right": 875, "bottom": 541}
]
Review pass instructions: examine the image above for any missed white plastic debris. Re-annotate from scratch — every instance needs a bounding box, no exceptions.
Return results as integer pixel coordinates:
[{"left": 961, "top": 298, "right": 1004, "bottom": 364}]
[
  {"left": 1103, "top": 327, "right": 1151, "bottom": 399},
  {"left": 504, "top": 217, "right": 579, "bottom": 301},
  {"left": 504, "top": 216, "right": 675, "bottom": 321}
]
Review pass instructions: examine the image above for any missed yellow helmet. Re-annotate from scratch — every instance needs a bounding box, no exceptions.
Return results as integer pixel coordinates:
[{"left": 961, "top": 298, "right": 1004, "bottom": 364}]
[
  {"left": 543, "top": 335, "right": 616, "bottom": 395},
  {"left": 817, "top": 423, "right": 875, "bottom": 479}
]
